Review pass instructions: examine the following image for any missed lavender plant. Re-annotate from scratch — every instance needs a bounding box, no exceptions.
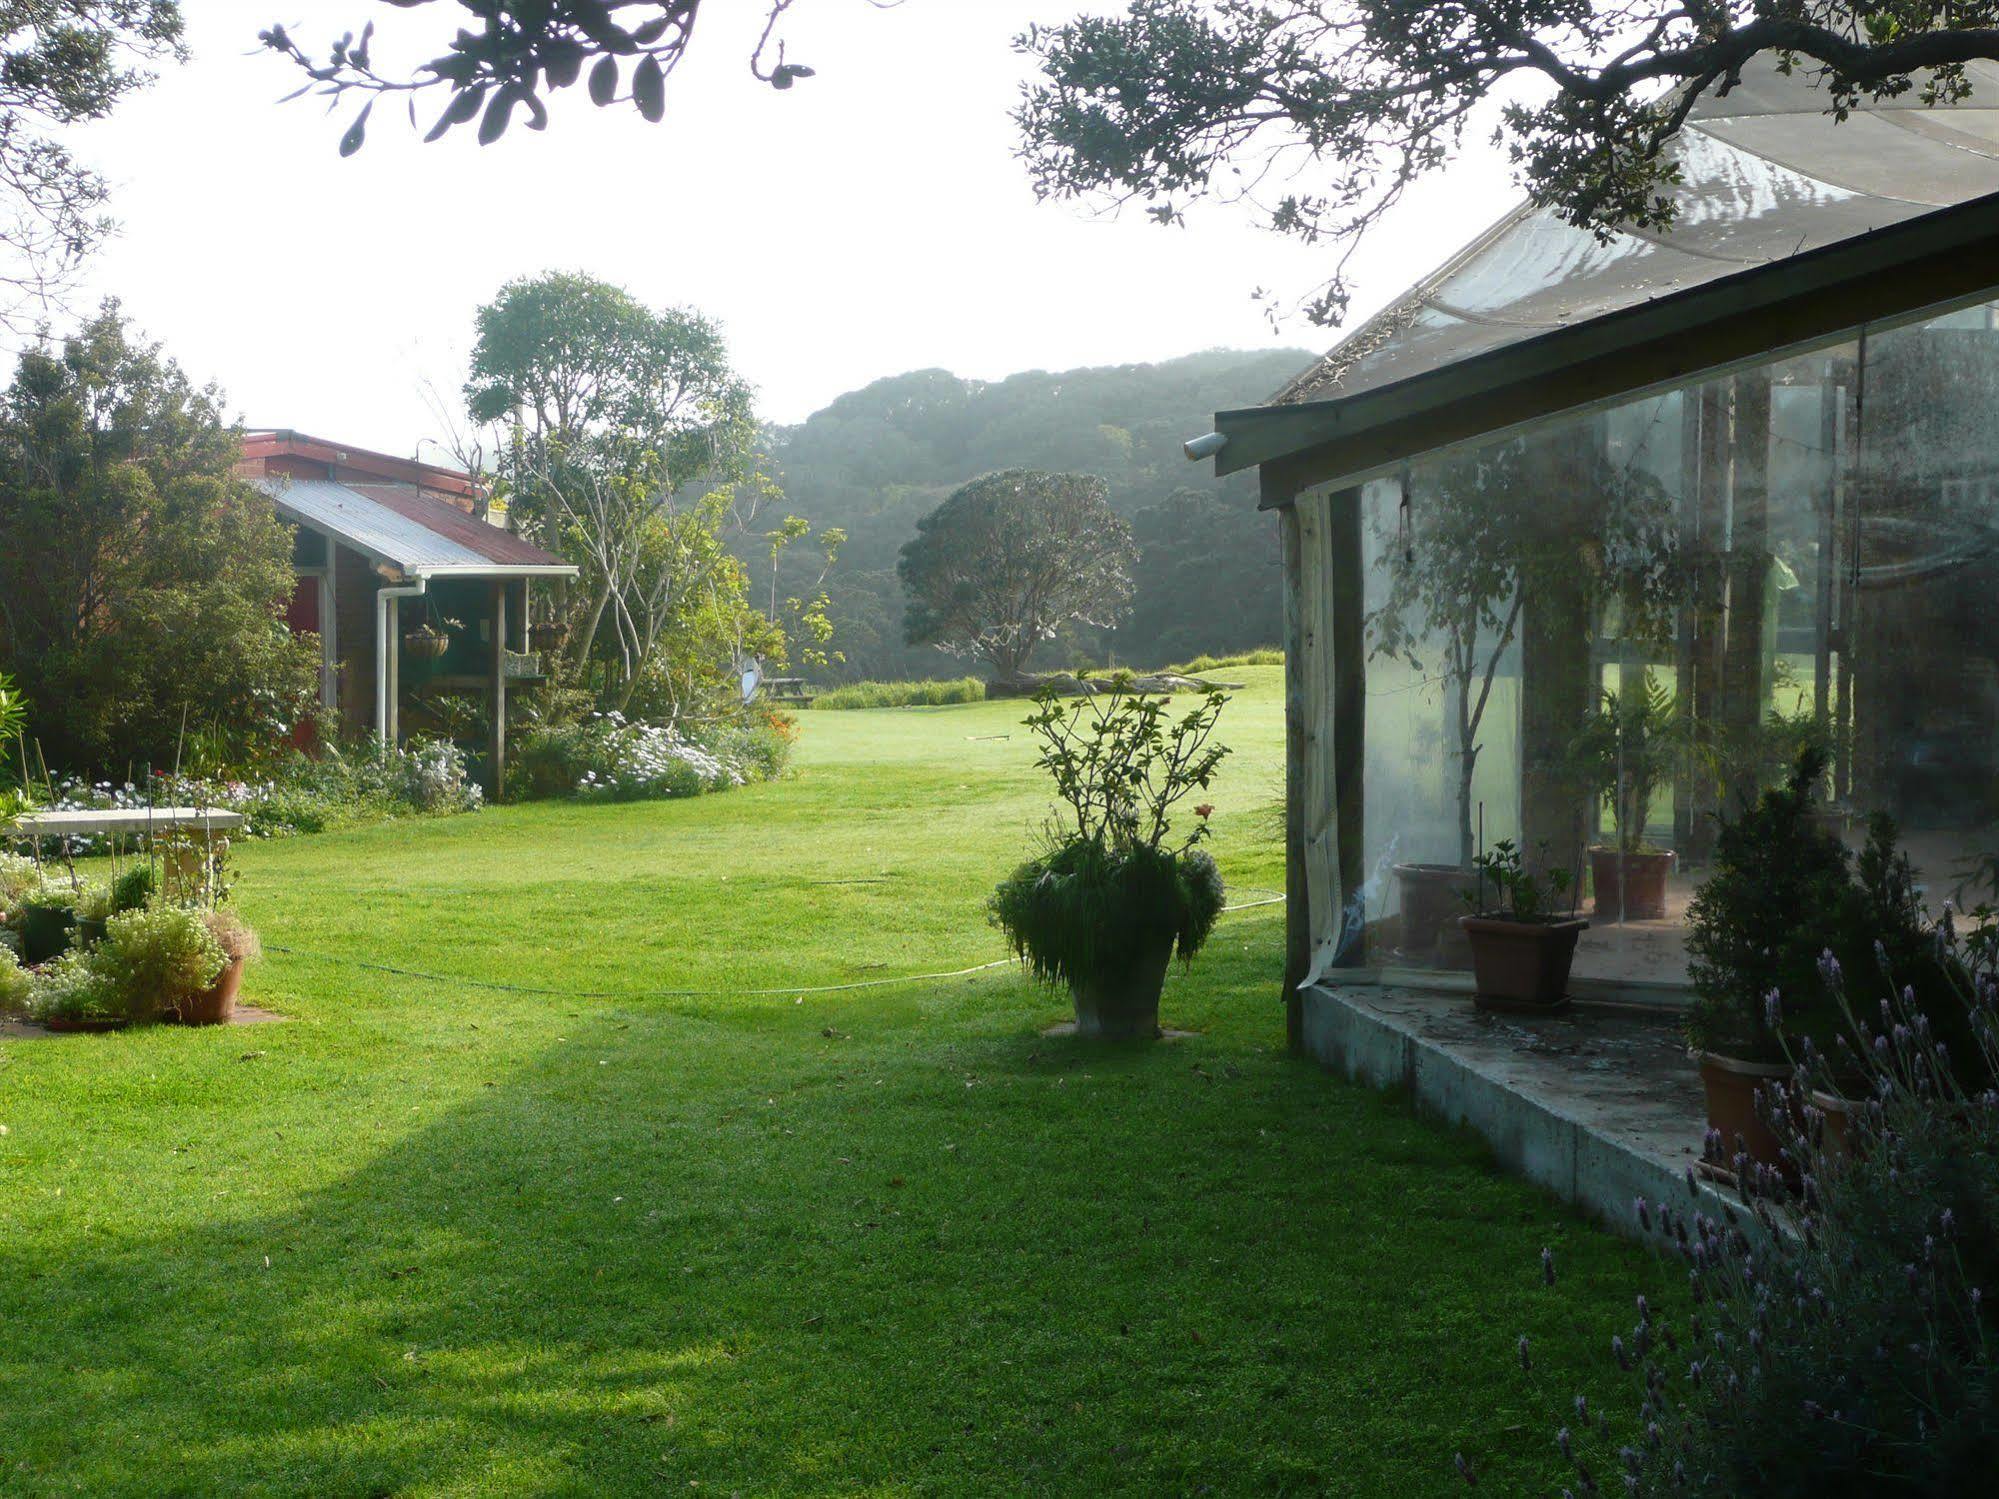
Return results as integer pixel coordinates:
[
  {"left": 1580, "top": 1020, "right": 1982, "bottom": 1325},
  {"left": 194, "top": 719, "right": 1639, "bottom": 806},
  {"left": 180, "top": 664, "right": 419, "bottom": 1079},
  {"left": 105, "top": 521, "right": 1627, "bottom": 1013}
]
[{"left": 1472, "top": 933, "right": 1999, "bottom": 1493}]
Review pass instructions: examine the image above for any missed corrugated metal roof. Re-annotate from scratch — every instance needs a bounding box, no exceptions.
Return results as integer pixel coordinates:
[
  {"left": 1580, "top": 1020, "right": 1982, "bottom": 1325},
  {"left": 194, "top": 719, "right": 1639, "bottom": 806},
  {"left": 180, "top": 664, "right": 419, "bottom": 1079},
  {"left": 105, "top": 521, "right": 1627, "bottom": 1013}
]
[
  {"left": 1275, "top": 61, "right": 1999, "bottom": 408},
  {"left": 255, "top": 477, "right": 575, "bottom": 576}
]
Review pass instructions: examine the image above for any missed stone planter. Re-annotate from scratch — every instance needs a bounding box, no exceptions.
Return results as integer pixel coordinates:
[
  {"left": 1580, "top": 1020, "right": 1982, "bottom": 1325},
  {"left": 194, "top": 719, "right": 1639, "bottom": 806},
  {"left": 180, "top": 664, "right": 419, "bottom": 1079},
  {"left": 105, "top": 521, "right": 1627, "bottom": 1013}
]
[
  {"left": 1459, "top": 915, "right": 1587, "bottom": 1012},
  {"left": 1394, "top": 863, "right": 1473, "bottom": 961},
  {"left": 1069, "top": 938, "right": 1173, "bottom": 1040},
  {"left": 1588, "top": 846, "right": 1675, "bottom": 921}
]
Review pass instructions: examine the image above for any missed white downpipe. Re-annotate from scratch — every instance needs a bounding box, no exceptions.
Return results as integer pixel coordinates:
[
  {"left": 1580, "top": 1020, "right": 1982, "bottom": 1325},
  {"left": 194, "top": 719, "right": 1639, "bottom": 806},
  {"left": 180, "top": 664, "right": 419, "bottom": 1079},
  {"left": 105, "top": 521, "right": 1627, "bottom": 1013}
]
[{"left": 375, "top": 575, "right": 427, "bottom": 744}]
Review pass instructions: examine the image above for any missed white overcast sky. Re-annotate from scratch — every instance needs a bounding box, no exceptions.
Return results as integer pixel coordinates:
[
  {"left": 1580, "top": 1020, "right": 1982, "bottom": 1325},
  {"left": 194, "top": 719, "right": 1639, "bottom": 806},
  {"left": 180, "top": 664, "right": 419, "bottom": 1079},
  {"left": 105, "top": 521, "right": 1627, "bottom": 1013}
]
[{"left": 47, "top": 0, "right": 1517, "bottom": 459}]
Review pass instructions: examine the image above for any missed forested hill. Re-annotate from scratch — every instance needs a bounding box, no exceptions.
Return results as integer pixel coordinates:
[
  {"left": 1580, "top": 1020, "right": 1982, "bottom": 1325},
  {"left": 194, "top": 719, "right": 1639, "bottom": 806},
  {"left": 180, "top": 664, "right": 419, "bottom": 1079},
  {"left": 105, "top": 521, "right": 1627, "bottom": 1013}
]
[{"left": 765, "top": 347, "right": 1312, "bottom": 682}]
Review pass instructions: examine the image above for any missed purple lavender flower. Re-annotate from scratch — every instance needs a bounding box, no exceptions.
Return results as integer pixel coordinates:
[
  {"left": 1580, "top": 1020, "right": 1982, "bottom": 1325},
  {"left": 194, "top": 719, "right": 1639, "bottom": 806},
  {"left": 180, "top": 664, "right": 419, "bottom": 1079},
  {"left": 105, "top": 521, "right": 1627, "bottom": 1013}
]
[
  {"left": 1518, "top": 1334, "right": 1532, "bottom": 1371},
  {"left": 1543, "top": 1246, "right": 1556, "bottom": 1286}
]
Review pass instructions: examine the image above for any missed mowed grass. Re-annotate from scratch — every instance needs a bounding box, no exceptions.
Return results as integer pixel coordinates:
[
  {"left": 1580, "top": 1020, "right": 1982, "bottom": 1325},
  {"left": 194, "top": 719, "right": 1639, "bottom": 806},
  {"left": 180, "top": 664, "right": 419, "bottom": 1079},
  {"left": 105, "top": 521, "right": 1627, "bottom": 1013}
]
[{"left": 0, "top": 667, "right": 1663, "bottom": 1495}]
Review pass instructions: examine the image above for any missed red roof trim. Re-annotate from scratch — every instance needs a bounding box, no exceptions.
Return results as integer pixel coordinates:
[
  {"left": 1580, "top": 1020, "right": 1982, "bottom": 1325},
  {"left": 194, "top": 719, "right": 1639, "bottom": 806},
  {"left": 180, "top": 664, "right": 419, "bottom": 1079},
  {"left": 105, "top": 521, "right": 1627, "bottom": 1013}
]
[{"left": 241, "top": 428, "right": 480, "bottom": 499}]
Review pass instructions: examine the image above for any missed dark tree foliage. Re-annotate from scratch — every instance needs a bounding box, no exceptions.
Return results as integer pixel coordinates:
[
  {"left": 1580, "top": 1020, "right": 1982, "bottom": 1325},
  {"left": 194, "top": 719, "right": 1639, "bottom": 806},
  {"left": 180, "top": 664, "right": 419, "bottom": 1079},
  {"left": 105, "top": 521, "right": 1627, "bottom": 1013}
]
[
  {"left": 1017, "top": 1, "right": 1999, "bottom": 323},
  {"left": 898, "top": 469, "right": 1137, "bottom": 684},
  {"left": 0, "top": 305, "right": 320, "bottom": 773},
  {"left": 261, "top": 0, "right": 833, "bottom": 151},
  {"left": 0, "top": 2, "right": 184, "bottom": 320}
]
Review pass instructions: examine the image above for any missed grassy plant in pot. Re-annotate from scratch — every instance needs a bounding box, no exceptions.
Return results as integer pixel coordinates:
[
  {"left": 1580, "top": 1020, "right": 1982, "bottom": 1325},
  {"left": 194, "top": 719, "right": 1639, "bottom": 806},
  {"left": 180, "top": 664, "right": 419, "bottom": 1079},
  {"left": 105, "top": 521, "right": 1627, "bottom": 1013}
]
[
  {"left": 989, "top": 687, "right": 1230, "bottom": 1039},
  {"left": 1457, "top": 840, "right": 1586, "bottom": 1012},
  {"left": 1684, "top": 748, "right": 1853, "bottom": 1169},
  {"left": 1568, "top": 670, "right": 1694, "bottom": 921}
]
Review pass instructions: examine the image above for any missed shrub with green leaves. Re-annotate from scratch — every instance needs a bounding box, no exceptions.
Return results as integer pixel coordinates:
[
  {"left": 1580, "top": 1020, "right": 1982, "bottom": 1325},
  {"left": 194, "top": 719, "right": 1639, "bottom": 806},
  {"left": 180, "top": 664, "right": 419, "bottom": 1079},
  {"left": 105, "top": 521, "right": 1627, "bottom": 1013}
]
[
  {"left": 990, "top": 839, "right": 1225, "bottom": 991},
  {"left": 0, "top": 943, "right": 29, "bottom": 1013},
  {"left": 813, "top": 678, "right": 985, "bottom": 710}
]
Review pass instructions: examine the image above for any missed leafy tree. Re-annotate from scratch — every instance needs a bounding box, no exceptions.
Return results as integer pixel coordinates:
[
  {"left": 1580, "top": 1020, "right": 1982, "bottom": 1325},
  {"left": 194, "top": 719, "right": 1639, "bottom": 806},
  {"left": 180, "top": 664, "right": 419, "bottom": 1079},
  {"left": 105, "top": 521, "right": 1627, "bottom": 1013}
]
[
  {"left": 469, "top": 272, "right": 829, "bottom": 714},
  {"left": 1020, "top": 1, "right": 1999, "bottom": 323},
  {"left": 0, "top": 3, "right": 185, "bottom": 323},
  {"left": 898, "top": 469, "right": 1137, "bottom": 684},
  {"left": 0, "top": 305, "right": 320, "bottom": 772}
]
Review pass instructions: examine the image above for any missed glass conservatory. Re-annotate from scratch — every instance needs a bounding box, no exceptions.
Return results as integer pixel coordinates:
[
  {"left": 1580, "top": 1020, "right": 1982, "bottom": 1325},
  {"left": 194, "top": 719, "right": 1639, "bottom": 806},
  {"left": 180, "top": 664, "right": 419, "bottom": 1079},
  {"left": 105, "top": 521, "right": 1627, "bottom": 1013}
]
[{"left": 1202, "top": 60, "right": 1999, "bottom": 1021}]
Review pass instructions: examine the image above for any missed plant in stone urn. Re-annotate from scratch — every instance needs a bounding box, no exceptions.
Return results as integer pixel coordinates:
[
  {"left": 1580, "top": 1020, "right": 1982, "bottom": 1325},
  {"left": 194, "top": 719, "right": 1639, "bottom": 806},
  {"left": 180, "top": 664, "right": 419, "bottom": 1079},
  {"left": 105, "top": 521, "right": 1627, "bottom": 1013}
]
[{"left": 989, "top": 685, "right": 1230, "bottom": 1039}]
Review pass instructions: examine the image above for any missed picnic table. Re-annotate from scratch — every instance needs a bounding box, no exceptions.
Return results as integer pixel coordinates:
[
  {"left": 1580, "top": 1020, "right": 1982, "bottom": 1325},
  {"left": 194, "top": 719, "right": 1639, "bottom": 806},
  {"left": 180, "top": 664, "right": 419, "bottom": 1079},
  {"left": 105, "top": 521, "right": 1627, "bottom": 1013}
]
[{"left": 764, "top": 677, "right": 815, "bottom": 706}]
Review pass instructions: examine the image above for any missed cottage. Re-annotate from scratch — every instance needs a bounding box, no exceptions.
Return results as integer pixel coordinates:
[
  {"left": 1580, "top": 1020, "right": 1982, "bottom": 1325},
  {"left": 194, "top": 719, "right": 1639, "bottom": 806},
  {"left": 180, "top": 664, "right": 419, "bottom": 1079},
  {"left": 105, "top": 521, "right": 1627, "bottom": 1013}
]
[
  {"left": 237, "top": 430, "right": 577, "bottom": 796},
  {"left": 1195, "top": 66, "right": 1999, "bottom": 1063}
]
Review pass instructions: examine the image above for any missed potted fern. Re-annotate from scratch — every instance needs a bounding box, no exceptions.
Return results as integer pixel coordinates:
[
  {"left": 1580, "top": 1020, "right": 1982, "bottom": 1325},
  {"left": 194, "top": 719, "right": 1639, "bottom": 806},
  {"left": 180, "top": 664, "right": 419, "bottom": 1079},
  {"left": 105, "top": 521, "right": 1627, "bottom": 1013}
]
[
  {"left": 1568, "top": 671, "right": 1698, "bottom": 920},
  {"left": 989, "top": 686, "right": 1230, "bottom": 1039}
]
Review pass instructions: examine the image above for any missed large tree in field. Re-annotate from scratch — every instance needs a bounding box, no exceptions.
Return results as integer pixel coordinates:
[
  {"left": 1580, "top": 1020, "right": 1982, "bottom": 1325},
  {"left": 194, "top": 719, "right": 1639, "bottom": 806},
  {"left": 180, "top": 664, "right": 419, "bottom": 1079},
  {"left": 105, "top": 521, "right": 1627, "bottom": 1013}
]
[
  {"left": 469, "top": 271, "right": 823, "bottom": 713},
  {"left": 0, "top": 3, "right": 185, "bottom": 323},
  {"left": 898, "top": 469, "right": 1136, "bottom": 684},
  {"left": 277, "top": 3, "right": 1999, "bottom": 324},
  {"left": 0, "top": 305, "right": 319, "bottom": 773}
]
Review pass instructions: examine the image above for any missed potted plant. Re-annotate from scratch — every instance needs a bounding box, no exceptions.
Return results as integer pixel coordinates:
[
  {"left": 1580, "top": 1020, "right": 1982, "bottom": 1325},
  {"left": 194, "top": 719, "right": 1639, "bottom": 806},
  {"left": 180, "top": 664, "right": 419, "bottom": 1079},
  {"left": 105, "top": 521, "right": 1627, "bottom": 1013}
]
[
  {"left": 1567, "top": 671, "right": 1695, "bottom": 920},
  {"left": 1456, "top": 840, "right": 1587, "bottom": 1012},
  {"left": 93, "top": 905, "right": 226, "bottom": 1025},
  {"left": 989, "top": 687, "right": 1231, "bottom": 1039},
  {"left": 72, "top": 880, "right": 115, "bottom": 947},
  {"left": 1684, "top": 748, "right": 1855, "bottom": 1168},
  {"left": 404, "top": 617, "right": 459, "bottom": 661},
  {"left": 529, "top": 615, "right": 570, "bottom": 654},
  {"left": 179, "top": 909, "right": 260, "bottom": 1025},
  {"left": 27, "top": 950, "right": 128, "bottom": 1032},
  {"left": 17, "top": 880, "right": 78, "bottom": 965}
]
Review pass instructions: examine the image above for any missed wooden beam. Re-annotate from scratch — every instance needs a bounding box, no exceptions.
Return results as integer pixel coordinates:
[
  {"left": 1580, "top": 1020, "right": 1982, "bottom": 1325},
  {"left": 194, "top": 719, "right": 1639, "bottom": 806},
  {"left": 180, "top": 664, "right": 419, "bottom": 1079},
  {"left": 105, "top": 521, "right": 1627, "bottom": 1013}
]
[
  {"left": 489, "top": 579, "right": 508, "bottom": 803},
  {"left": 1275, "top": 474, "right": 1307, "bottom": 1052},
  {"left": 1221, "top": 193, "right": 1999, "bottom": 493},
  {"left": 1327, "top": 487, "right": 1366, "bottom": 969}
]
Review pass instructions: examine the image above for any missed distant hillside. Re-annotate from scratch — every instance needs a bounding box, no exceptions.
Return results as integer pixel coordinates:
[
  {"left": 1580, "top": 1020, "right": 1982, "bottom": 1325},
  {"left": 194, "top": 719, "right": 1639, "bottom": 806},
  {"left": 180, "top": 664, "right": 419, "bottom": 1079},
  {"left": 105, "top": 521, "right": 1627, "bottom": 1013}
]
[{"left": 765, "top": 347, "right": 1311, "bottom": 681}]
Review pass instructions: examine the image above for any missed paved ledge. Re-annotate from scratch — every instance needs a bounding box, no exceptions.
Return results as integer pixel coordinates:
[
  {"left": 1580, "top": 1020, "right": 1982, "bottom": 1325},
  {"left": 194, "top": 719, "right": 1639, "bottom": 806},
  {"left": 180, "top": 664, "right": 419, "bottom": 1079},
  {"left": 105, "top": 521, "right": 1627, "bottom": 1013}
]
[{"left": 1301, "top": 982, "right": 1729, "bottom": 1236}]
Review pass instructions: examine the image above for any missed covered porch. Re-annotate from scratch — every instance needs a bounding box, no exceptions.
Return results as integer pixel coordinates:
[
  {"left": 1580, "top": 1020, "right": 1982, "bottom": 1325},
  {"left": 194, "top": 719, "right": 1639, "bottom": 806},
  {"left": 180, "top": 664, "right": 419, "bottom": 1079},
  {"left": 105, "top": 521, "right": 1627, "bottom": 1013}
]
[{"left": 240, "top": 432, "right": 577, "bottom": 797}]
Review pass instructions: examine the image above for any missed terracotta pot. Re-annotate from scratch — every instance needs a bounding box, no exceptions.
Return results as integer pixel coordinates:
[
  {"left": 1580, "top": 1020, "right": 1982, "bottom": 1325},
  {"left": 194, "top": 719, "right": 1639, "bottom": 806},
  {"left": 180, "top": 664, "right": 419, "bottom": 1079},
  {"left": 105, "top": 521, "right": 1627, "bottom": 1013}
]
[
  {"left": 1394, "top": 863, "right": 1473, "bottom": 960},
  {"left": 1697, "top": 1052, "right": 1794, "bottom": 1168},
  {"left": 1812, "top": 1088, "right": 1858, "bottom": 1161},
  {"left": 176, "top": 956, "right": 245, "bottom": 1026},
  {"left": 19, "top": 902, "right": 76, "bottom": 965},
  {"left": 1588, "top": 846, "right": 1675, "bottom": 921},
  {"left": 42, "top": 1015, "right": 127, "bottom": 1034},
  {"left": 1068, "top": 938, "right": 1172, "bottom": 1040},
  {"left": 1460, "top": 915, "right": 1588, "bottom": 1011}
]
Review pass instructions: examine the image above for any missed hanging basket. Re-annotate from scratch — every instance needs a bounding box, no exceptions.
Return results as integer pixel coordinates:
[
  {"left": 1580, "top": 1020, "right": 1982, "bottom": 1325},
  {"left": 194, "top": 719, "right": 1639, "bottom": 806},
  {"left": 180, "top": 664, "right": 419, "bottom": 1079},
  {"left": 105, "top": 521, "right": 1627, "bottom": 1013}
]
[
  {"left": 529, "top": 620, "right": 570, "bottom": 654},
  {"left": 404, "top": 625, "right": 451, "bottom": 661}
]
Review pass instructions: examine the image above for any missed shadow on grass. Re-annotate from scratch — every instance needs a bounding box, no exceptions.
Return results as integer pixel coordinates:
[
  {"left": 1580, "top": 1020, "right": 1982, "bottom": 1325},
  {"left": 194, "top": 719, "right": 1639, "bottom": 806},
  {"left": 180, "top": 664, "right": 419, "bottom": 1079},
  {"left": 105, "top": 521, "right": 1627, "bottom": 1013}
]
[{"left": 0, "top": 933, "right": 1663, "bottom": 1496}]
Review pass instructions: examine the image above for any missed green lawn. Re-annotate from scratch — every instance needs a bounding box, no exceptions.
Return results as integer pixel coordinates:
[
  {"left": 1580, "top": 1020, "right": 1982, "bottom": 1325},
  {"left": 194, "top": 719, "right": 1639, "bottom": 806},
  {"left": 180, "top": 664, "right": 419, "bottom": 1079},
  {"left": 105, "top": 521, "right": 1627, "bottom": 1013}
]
[{"left": 0, "top": 667, "right": 1662, "bottom": 1495}]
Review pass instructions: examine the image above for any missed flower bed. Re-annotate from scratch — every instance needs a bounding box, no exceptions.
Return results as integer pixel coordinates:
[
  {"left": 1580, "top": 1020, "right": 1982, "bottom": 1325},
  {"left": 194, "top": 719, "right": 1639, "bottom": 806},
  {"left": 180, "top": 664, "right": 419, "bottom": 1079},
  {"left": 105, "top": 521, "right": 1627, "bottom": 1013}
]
[{"left": 508, "top": 711, "right": 791, "bottom": 803}]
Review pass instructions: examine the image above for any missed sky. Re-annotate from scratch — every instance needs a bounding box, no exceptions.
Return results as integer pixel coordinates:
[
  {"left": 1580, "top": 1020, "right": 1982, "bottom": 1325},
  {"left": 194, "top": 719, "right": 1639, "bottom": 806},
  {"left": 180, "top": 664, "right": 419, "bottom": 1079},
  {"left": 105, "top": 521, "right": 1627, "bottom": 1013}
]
[{"left": 42, "top": 0, "right": 1518, "bottom": 461}]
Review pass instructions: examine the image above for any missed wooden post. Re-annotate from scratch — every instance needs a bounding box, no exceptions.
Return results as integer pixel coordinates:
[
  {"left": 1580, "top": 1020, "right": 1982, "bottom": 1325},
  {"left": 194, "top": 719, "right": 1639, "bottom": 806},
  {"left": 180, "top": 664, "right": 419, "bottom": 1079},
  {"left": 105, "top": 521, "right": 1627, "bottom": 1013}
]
[
  {"left": 489, "top": 579, "right": 508, "bottom": 803},
  {"left": 1328, "top": 486, "right": 1366, "bottom": 971},
  {"left": 1276, "top": 477, "right": 1307, "bottom": 1052}
]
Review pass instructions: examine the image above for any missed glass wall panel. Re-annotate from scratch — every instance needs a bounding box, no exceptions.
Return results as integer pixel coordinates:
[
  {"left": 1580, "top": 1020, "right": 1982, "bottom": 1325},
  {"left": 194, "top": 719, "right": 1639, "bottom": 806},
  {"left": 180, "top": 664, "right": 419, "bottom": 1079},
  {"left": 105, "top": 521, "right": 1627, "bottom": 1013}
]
[
  {"left": 1849, "top": 301, "right": 1999, "bottom": 909},
  {"left": 1349, "top": 294, "right": 1999, "bottom": 986}
]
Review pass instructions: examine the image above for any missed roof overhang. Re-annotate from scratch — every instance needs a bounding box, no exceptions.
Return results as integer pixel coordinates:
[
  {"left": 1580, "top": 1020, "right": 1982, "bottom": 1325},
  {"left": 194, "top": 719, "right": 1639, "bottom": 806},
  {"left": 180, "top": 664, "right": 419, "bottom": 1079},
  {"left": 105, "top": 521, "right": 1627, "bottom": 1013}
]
[{"left": 1223, "top": 189, "right": 1999, "bottom": 502}]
